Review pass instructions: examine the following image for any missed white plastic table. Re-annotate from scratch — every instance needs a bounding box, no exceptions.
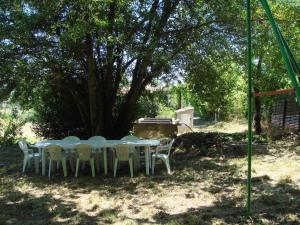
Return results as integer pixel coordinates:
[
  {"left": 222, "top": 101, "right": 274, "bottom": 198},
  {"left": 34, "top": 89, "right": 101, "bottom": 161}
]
[{"left": 34, "top": 139, "right": 160, "bottom": 176}]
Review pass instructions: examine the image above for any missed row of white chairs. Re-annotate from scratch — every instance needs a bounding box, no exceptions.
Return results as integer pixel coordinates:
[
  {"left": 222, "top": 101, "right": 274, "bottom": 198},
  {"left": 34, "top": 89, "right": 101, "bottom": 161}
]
[{"left": 18, "top": 135, "right": 175, "bottom": 178}]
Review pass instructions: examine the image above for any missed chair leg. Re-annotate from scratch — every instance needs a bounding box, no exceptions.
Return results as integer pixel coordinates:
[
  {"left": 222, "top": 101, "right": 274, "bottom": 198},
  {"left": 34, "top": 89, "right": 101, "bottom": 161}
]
[
  {"left": 96, "top": 153, "right": 100, "bottom": 173},
  {"left": 62, "top": 159, "right": 67, "bottom": 177},
  {"left": 163, "top": 158, "right": 171, "bottom": 174},
  {"left": 134, "top": 148, "right": 139, "bottom": 171},
  {"left": 51, "top": 160, "right": 56, "bottom": 171},
  {"left": 113, "top": 158, "right": 118, "bottom": 177},
  {"left": 90, "top": 159, "right": 95, "bottom": 178},
  {"left": 48, "top": 160, "right": 52, "bottom": 178},
  {"left": 82, "top": 161, "right": 86, "bottom": 171},
  {"left": 168, "top": 158, "right": 171, "bottom": 174},
  {"left": 129, "top": 158, "right": 134, "bottom": 178},
  {"left": 149, "top": 150, "right": 152, "bottom": 169},
  {"left": 75, "top": 159, "right": 80, "bottom": 177},
  {"left": 22, "top": 156, "right": 28, "bottom": 173},
  {"left": 57, "top": 161, "right": 60, "bottom": 170},
  {"left": 28, "top": 158, "right": 31, "bottom": 168},
  {"left": 151, "top": 156, "right": 156, "bottom": 175},
  {"left": 69, "top": 157, "right": 75, "bottom": 172},
  {"left": 34, "top": 157, "right": 39, "bottom": 174}
]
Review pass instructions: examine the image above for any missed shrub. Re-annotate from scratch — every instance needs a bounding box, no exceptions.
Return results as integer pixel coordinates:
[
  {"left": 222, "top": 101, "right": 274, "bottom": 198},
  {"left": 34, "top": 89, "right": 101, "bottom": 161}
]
[{"left": 0, "top": 108, "right": 25, "bottom": 146}]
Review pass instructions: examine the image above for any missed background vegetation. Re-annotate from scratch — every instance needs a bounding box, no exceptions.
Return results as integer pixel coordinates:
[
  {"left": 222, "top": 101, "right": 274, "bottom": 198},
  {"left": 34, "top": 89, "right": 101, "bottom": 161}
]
[{"left": 0, "top": 1, "right": 299, "bottom": 142}]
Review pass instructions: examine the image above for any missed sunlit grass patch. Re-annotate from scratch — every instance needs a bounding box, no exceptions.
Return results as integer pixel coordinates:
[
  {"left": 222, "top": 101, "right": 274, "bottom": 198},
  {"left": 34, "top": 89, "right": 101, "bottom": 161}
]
[{"left": 194, "top": 119, "right": 247, "bottom": 133}]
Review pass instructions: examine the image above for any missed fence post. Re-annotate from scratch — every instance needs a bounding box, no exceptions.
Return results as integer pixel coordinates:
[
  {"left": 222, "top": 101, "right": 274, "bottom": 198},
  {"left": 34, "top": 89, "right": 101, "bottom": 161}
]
[
  {"left": 298, "top": 108, "right": 300, "bottom": 132},
  {"left": 282, "top": 99, "right": 287, "bottom": 128}
]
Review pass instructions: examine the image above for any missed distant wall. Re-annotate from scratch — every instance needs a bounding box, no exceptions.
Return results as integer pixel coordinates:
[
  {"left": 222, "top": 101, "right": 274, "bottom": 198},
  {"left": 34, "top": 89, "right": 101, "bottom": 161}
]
[{"left": 176, "top": 107, "right": 194, "bottom": 128}]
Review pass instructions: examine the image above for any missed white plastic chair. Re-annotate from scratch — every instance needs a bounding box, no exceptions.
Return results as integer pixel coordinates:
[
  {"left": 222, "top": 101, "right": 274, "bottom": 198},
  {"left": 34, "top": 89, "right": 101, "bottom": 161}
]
[
  {"left": 45, "top": 144, "right": 67, "bottom": 177},
  {"left": 88, "top": 136, "right": 106, "bottom": 141},
  {"left": 61, "top": 136, "right": 79, "bottom": 170},
  {"left": 88, "top": 136, "right": 106, "bottom": 172},
  {"left": 121, "top": 135, "right": 140, "bottom": 170},
  {"left": 74, "top": 144, "right": 96, "bottom": 177},
  {"left": 152, "top": 139, "right": 175, "bottom": 175},
  {"left": 113, "top": 144, "right": 134, "bottom": 177},
  {"left": 62, "top": 136, "right": 80, "bottom": 141},
  {"left": 121, "top": 135, "right": 139, "bottom": 140},
  {"left": 18, "top": 139, "right": 41, "bottom": 173}
]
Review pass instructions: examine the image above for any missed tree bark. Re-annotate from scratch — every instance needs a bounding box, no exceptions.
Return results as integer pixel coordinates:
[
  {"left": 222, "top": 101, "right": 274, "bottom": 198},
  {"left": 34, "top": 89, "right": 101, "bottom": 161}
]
[
  {"left": 254, "top": 88, "right": 262, "bottom": 134},
  {"left": 114, "top": 72, "right": 149, "bottom": 138},
  {"left": 177, "top": 87, "right": 182, "bottom": 109},
  {"left": 86, "top": 34, "right": 100, "bottom": 136},
  {"left": 102, "top": 1, "right": 117, "bottom": 138},
  {"left": 253, "top": 54, "right": 263, "bottom": 134}
]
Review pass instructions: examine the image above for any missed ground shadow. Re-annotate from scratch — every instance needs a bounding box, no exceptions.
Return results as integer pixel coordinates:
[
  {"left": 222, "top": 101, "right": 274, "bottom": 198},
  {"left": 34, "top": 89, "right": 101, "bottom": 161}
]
[
  {"left": 0, "top": 185, "right": 112, "bottom": 225},
  {"left": 1, "top": 140, "right": 300, "bottom": 224},
  {"left": 148, "top": 178, "right": 300, "bottom": 225}
]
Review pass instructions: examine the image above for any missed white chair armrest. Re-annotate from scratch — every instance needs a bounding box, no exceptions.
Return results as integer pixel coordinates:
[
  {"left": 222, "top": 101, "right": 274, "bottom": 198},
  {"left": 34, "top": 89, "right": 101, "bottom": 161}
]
[
  {"left": 155, "top": 146, "right": 168, "bottom": 154},
  {"left": 27, "top": 148, "right": 34, "bottom": 154}
]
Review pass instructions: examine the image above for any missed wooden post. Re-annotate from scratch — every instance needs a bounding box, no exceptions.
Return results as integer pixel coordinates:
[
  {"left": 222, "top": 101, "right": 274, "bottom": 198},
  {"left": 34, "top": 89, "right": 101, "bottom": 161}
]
[
  {"left": 298, "top": 108, "right": 300, "bottom": 132},
  {"left": 282, "top": 99, "right": 287, "bottom": 128}
]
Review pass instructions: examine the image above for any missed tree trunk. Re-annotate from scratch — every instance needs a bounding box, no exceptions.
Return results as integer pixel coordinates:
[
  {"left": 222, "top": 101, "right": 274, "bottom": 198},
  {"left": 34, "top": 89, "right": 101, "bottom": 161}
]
[
  {"left": 254, "top": 88, "right": 262, "bottom": 134},
  {"left": 177, "top": 87, "right": 182, "bottom": 109},
  {"left": 86, "top": 35, "right": 100, "bottom": 136},
  {"left": 253, "top": 54, "right": 263, "bottom": 135},
  {"left": 113, "top": 75, "right": 148, "bottom": 138}
]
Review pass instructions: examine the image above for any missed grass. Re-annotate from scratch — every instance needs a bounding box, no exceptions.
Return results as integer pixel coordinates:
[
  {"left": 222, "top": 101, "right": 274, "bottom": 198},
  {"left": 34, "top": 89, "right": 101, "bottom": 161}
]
[
  {"left": 0, "top": 128, "right": 300, "bottom": 224},
  {"left": 194, "top": 119, "right": 248, "bottom": 134}
]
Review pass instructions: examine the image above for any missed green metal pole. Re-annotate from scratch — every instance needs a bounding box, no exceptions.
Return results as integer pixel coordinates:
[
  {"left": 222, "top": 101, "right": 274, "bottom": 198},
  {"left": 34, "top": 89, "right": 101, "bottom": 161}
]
[
  {"left": 259, "top": 0, "right": 300, "bottom": 103},
  {"left": 246, "top": 0, "right": 253, "bottom": 217}
]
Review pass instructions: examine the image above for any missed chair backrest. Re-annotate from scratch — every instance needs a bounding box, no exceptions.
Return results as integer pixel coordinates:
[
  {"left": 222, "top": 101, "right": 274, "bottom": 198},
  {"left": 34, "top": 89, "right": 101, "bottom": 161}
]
[
  {"left": 74, "top": 144, "right": 93, "bottom": 160},
  {"left": 62, "top": 136, "right": 80, "bottom": 141},
  {"left": 88, "top": 136, "right": 106, "bottom": 141},
  {"left": 166, "top": 139, "right": 175, "bottom": 156},
  {"left": 157, "top": 138, "right": 175, "bottom": 156},
  {"left": 18, "top": 139, "right": 29, "bottom": 152},
  {"left": 45, "top": 144, "right": 64, "bottom": 161},
  {"left": 121, "top": 135, "right": 139, "bottom": 141},
  {"left": 114, "top": 144, "right": 132, "bottom": 161}
]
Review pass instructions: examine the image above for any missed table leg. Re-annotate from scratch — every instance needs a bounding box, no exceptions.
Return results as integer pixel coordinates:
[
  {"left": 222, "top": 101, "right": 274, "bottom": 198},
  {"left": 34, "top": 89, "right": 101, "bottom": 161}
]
[
  {"left": 145, "top": 146, "right": 150, "bottom": 176},
  {"left": 34, "top": 157, "right": 39, "bottom": 174},
  {"left": 42, "top": 148, "right": 46, "bottom": 176},
  {"left": 95, "top": 151, "right": 100, "bottom": 173},
  {"left": 103, "top": 148, "right": 108, "bottom": 175}
]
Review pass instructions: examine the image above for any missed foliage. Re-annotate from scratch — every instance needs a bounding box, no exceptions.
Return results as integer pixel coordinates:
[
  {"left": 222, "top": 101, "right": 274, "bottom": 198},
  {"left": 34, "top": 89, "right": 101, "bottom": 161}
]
[
  {"left": 250, "top": 2, "right": 300, "bottom": 133},
  {"left": 185, "top": 60, "right": 246, "bottom": 119},
  {"left": 31, "top": 84, "right": 87, "bottom": 139},
  {"left": 136, "top": 91, "right": 160, "bottom": 119},
  {"left": 0, "top": 106, "right": 26, "bottom": 146},
  {"left": 251, "top": 1, "right": 300, "bottom": 96},
  {"left": 1, "top": 0, "right": 298, "bottom": 137},
  {"left": 0, "top": 0, "right": 245, "bottom": 138},
  {"left": 157, "top": 105, "right": 176, "bottom": 118},
  {"left": 181, "top": 1, "right": 300, "bottom": 121}
]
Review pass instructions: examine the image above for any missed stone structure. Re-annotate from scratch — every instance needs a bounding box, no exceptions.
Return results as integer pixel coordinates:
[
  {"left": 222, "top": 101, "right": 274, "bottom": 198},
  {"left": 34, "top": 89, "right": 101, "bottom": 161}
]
[
  {"left": 176, "top": 107, "right": 194, "bottom": 127},
  {"left": 133, "top": 118, "right": 179, "bottom": 138}
]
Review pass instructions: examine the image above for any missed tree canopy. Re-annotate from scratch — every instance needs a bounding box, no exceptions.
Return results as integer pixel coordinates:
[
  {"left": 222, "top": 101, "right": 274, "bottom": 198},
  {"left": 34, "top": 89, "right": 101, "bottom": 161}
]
[
  {"left": 0, "top": 0, "right": 245, "bottom": 138},
  {"left": 1, "top": 1, "right": 299, "bottom": 138}
]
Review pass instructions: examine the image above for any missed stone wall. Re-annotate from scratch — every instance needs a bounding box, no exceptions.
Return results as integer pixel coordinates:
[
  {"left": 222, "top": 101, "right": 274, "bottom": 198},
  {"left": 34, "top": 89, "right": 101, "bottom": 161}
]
[{"left": 133, "top": 123, "right": 178, "bottom": 138}]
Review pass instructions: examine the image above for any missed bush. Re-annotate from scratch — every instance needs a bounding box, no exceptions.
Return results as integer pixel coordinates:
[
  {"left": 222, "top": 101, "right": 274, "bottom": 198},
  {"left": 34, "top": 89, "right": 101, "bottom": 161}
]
[{"left": 0, "top": 108, "right": 25, "bottom": 146}]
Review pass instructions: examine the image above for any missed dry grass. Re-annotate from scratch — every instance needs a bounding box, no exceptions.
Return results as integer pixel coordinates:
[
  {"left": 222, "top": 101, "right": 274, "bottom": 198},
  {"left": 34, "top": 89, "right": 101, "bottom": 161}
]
[
  {"left": 194, "top": 119, "right": 247, "bottom": 134},
  {"left": 1, "top": 128, "right": 300, "bottom": 224}
]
